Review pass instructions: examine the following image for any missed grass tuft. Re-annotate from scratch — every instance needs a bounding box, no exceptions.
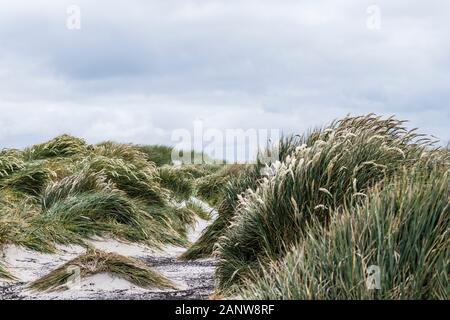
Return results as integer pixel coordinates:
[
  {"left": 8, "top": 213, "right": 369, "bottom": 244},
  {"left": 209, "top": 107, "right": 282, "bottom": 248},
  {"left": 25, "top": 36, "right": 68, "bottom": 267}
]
[
  {"left": 29, "top": 249, "right": 176, "bottom": 291},
  {"left": 23, "top": 135, "right": 88, "bottom": 161},
  {"left": 213, "top": 114, "right": 447, "bottom": 291},
  {"left": 240, "top": 166, "right": 449, "bottom": 299}
]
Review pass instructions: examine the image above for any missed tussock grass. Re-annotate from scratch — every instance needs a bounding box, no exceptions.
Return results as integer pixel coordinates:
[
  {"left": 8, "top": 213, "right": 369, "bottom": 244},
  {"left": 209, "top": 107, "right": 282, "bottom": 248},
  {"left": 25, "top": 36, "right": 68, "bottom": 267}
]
[
  {"left": 185, "top": 199, "right": 212, "bottom": 221},
  {"left": 241, "top": 166, "right": 449, "bottom": 299},
  {"left": 0, "top": 161, "right": 56, "bottom": 197},
  {"left": 182, "top": 165, "right": 261, "bottom": 260},
  {"left": 0, "top": 149, "right": 25, "bottom": 178},
  {"left": 214, "top": 114, "right": 447, "bottom": 291},
  {"left": 83, "top": 156, "right": 167, "bottom": 205},
  {"left": 0, "top": 262, "right": 14, "bottom": 280},
  {"left": 23, "top": 135, "right": 88, "bottom": 161},
  {"left": 158, "top": 166, "right": 195, "bottom": 201},
  {"left": 196, "top": 164, "right": 250, "bottom": 207},
  {"left": 29, "top": 249, "right": 176, "bottom": 291},
  {"left": 0, "top": 136, "right": 199, "bottom": 254},
  {"left": 137, "top": 145, "right": 174, "bottom": 166}
]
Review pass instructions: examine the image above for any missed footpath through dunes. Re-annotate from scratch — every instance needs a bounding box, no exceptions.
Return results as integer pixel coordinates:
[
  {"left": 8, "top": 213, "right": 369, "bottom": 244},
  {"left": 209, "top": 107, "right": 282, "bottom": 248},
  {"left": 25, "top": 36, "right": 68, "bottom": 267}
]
[{"left": 0, "top": 197, "right": 217, "bottom": 300}]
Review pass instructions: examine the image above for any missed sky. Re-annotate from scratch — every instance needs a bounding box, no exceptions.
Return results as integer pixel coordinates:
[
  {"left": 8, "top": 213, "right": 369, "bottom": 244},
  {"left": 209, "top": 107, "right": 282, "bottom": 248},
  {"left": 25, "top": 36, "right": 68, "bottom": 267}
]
[{"left": 0, "top": 0, "right": 449, "bottom": 154}]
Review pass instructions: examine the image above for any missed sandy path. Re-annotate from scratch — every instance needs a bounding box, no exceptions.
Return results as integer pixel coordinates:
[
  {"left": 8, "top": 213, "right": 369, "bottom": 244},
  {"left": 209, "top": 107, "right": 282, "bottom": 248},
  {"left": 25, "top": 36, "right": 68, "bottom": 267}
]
[{"left": 0, "top": 198, "right": 217, "bottom": 300}]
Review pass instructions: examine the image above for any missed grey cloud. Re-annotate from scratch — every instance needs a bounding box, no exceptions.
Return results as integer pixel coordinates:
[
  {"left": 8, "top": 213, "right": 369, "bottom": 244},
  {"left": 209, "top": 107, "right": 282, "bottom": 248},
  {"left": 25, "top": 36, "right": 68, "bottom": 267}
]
[{"left": 0, "top": 0, "right": 448, "bottom": 152}]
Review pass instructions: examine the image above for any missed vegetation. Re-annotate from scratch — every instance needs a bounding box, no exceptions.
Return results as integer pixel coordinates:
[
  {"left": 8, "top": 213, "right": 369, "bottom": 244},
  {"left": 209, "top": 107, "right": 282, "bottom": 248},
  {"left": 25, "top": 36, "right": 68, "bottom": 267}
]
[
  {"left": 0, "top": 136, "right": 200, "bottom": 256},
  {"left": 0, "top": 262, "right": 14, "bottom": 280},
  {"left": 29, "top": 249, "right": 175, "bottom": 291},
  {"left": 1, "top": 114, "right": 448, "bottom": 300},
  {"left": 137, "top": 145, "right": 174, "bottom": 167},
  {"left": 182, "top": 165, "right": 261, "bottom": 260},
  {"left": 137, "top": 145, "right": 217, "bottom": 167},
  {"left": 241, "top": 166, "right": 449, "bottom": 299},
  {"left": 183, "top": 114, "right": 449, "bottom": 299}
]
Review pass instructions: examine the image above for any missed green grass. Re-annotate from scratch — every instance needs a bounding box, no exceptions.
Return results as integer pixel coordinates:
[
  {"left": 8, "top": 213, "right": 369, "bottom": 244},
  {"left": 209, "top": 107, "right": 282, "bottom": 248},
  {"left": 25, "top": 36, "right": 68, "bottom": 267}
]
[
  {"left": 0, "top": 136, "right": 200, "bottom": 254},
  {"left": 0, "top": 149, "right": 25, "bottom": 178},
  {"left": 158, "top": 166, "right": 195, "bottom": 201},
  {"left": 137, "top": 145, "right": 174, "bottom": 166},
  {"left": 22, "top": 135, "right": 89, "bottom": 161},
  {"left": 211, "top": 114, "right": 447, "bottom": 293},
  {"left": 138, "top": 144, "right": 219, "bottom": 166},
  {"left": 182, "top": 165, "right": 261, "bottom": 260},
  {"left": 0, "top": 262, "right": 15, "bottom": 281},
  {"left": 29, "top": 249, "right": 176, "bottom": 291},
  {"left": 240, "top": 165, "right": 449, "bottom": 299},
  {"left": 195, "top": 164, "right": 248, "bottom": 207},
  {"left": 185, "top": 199, "right": 212, "bottom": 221},
  {"left": 0, "top": 161, "right": 56, "bottom": 197}
]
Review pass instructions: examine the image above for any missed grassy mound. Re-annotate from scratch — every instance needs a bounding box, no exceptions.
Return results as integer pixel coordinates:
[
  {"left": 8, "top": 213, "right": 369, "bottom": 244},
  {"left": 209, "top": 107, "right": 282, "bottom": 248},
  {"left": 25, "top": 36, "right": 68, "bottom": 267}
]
[
  {"left": 158, "top": 166, "right": 195, "bottom": 201},
  {"left": 0, "top": 150, "right": 25, "bottom": 178},
  {"left": 23, "top": 135, "right": 88, "bottom": 161},
  {"left": 137, "top": 145, "right": 174, "bottom": 166},
  {"left": 0, "top": 136, "right": 200, "bottom": 254},
  {"left": 183, "top": 136, "right": 315, "bottom": 260},
  {"left": 29, "top": 249, "right": 175, "bottom": 291},
  {"left": 241, "top": 165, "right": 449, "bottom": 299},
  {"left": 210, "top": 115, "right": 446, "bottom": 292}
]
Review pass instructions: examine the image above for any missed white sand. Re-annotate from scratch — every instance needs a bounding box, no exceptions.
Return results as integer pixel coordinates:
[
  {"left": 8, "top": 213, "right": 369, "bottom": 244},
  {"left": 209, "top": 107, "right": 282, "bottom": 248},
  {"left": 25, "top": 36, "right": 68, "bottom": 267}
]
[
  {"left": 0, "top": 197, "right": 217, "bottom": 299},
  {"left": 0, "top": 244, "right": 85, "bottom": 283}
]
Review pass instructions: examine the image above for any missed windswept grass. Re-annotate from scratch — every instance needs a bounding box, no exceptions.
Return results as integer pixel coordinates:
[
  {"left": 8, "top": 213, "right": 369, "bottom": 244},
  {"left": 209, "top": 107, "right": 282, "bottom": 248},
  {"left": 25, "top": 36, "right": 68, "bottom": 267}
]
[
  {"left": 196, "top": 164, "right": 251, "bottom": 207},
  {"left": 182, "top": 165, "right": 261, "bottom": 260},
  {"left": 137, "top": 145, "right": 174, "bottom": 166},
  {"left": 158, "top": 166, "right": 195, "bottom": 201},
  {"left": 0, "top": 262, "right": 14, "bottom": 281},
  {"left": 184, "top": 137, "right": 313, "bottom": 261},
  {"left": 83, "top": 156, "right": 167, "bottom": 205},
  {"left": 185, "top": 199, "right": 212, "bottom": 221},
  {"left": 0, "top": 161, "right": 56, "bottom": 197},
  {"left": 0, "top": 149, "right": 25, "bottom": 178},
  {"left": 213, "top": 114, "right": 446, "bottom": 291},
  {"left": 241, "top": 166, "right": 450, "bottom": 299},
  {"left": 0, "top": 136, "right": 200, "bottom": 254},
  {"left": 23, "top": 135, "right": 88, "bottom": 161},
  {"left": 29, "top": 249, "right": 176, "bottom": 291}
]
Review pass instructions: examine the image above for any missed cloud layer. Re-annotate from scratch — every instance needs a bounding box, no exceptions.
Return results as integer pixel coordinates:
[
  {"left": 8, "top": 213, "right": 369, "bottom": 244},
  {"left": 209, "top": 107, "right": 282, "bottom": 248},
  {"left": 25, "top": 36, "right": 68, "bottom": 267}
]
[{"left": 0, "top": 0, "right": 449, "bottom": 151}]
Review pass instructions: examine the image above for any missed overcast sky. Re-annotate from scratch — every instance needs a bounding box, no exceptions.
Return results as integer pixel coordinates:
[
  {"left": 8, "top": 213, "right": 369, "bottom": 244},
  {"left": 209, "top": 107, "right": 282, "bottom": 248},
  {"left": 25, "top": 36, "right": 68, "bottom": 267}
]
[{"left": 0, "top": 0, "right": 449, "bottom": 151}]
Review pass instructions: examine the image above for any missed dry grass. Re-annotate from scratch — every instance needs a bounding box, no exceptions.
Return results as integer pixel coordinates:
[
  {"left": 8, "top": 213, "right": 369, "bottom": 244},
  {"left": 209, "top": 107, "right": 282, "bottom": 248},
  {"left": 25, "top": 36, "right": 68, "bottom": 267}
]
[{"left": 29, "top": 249, "right": 176, "bottom": 292}]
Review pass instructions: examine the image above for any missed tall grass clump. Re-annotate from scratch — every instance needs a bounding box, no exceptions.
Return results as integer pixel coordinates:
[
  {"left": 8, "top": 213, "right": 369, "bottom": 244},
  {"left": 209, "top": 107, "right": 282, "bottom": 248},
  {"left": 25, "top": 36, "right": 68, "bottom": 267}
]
[
  {"left": 29, "top": 249, "right": 175, "bottom": 291},
  {"left": 158, "top": 166, "right": 195, "bottom": 201},
  {"left": 241, "top": 165, "right": 449, "bottom": 299},
  {"left": 0, "top": 161, "right": 56, "bottom": 197},
  {"left": 0, "top": 262, "right": 14, "bottom": 280},
  {"left": 182, "top": 165, "right": 261, "bottom": 260},
  {"left": 0, "top": 149, "right": 25, "bottom": 178},
  {"left": 23, "top": 135, "right": 88, "bottom": 160},
  {"left": 81, "top": 156, "right": 168, "bottom": 205},
  {"left": 215, "top": 115, "right": 438, "bottom": 290},
  {"left": 196, "top": 165, "right": 248, "bottom": 207},
  {"left": 183, "top": 136, "right": 316, "bottom": 261},
  {"left": 137, "top": 145, "right": 174, "bottom": 166},
  {"left": 0, "top": 136, "right": 198, "bottom": 253}
]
